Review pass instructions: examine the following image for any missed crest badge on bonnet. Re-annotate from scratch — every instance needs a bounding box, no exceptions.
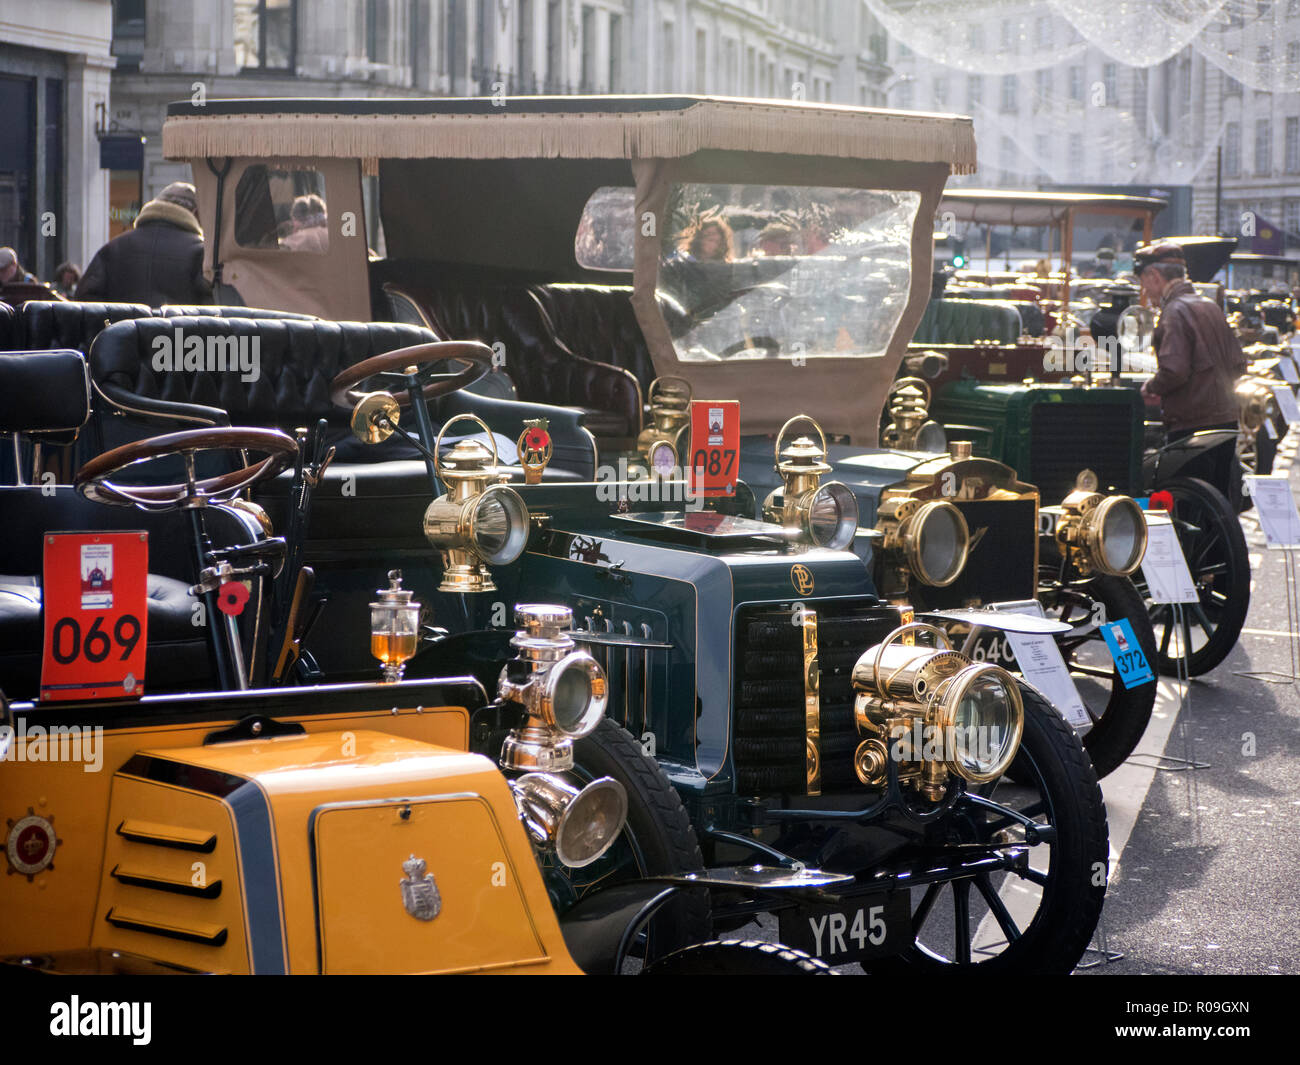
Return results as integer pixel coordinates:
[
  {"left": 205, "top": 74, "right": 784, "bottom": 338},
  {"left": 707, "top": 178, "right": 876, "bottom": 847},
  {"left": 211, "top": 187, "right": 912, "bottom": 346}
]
[{"left": 400, "top": 854, "right": 442, "bottom": 921}]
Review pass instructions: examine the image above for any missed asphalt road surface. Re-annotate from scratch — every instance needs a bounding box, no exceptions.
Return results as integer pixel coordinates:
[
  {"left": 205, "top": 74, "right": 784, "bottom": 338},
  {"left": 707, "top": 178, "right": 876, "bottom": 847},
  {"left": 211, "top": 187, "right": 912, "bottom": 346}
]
[{"left": 738, "top": 431, "right": 1300, "bottom": 976}]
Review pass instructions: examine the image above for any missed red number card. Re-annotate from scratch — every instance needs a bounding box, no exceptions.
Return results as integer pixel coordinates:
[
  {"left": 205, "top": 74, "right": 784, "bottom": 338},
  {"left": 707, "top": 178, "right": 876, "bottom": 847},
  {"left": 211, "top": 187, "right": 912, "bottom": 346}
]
[
  {"left": 688, "top": 400, "right": 740, "bottom": 499},
  {"left": 41, "top": 531, "right": 149, "bottom": 702}
]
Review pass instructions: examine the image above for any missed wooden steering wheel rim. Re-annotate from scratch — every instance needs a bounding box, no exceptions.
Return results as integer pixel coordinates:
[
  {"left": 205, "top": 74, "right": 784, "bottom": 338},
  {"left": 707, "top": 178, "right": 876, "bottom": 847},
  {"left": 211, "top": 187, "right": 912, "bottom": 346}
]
[
  {"left": 328, "top": 341, "right": 495, "bottom": 410},
  {"left": 75, "top": 426, "right": 299, "bottom": 509}
]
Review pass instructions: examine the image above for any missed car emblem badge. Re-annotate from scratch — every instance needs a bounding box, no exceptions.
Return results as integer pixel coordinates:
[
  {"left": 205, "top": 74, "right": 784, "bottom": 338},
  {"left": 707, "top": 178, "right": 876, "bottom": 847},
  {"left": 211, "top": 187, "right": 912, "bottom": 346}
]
[
  {"left": 400, "top": 854, "right": 441, "bottom": 921},
  {"left": 5, "top": 807, "right": 61, "bottom": 881},
  {"left": 790, "top": 564, "right": 815, "bottom": 596}
]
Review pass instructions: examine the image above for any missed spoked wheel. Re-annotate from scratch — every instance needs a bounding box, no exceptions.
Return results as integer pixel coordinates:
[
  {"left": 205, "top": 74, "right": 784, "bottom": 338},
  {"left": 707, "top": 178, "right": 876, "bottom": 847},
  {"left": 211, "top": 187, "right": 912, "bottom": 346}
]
[
  {"left": 540, "top": 719, "right": 710, "bottom": 966},
  {"left": 1036, "top": 572, "right": 1158, "bottom": 779},
  {"left": 864, "top": 683, "right": 1109, "bottom": 974},
  {"left": 1133, "top": 476, "right": 1250, "bottom": 676}
]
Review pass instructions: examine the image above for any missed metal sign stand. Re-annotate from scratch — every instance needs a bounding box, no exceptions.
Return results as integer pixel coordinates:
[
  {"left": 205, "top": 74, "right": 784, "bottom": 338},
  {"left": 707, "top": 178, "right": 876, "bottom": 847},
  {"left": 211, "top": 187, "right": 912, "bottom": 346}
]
[
  {"left": 1234, "top": 546, "right": 1300, "bottom": 684},
  {"left": 1126, "top": 604, "right": 1210, "bottom": 772}
]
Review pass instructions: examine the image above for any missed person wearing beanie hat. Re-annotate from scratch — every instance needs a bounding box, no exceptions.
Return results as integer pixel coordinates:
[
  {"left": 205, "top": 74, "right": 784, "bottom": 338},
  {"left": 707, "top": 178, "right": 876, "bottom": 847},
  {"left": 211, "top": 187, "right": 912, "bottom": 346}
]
[
  {"left": 1136, "top": 239, "right": 1246, "bottom": 499},
  {"left": 75, "top": 181, "right": 211, "bottom": 307}
]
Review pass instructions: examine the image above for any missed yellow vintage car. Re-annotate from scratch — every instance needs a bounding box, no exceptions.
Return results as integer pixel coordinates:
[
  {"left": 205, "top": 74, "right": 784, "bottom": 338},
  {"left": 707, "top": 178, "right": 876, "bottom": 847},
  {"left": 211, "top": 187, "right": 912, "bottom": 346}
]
[{"left": 0, "top": 354, "right": 832, "bottom": 975}]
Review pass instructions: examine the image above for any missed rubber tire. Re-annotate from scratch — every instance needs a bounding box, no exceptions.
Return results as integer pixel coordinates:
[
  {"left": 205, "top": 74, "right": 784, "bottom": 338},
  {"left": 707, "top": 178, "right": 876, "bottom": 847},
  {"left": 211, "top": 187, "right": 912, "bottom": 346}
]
[
  {"left": 1148, "top": 476, "right": 1250, "bottom": 676},
  {"left": 1063, "top": 575, "right": 1158, "bottom": 779},
  {"left": 571, "top": 719, "right": 712, "bottom": 960},
  {"left": 644, "top": 939, "right": 834, "bottom": 975},
  {"left": 865, "top": 683, "right": 1109, "bottom": 975}
]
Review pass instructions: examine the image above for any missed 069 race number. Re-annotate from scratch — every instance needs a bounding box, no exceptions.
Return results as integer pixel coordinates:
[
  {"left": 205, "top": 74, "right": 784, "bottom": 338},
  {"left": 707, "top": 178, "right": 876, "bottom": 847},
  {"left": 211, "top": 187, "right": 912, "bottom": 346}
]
[{"left": 50, "top": 614, "right": 143, "bottom": 665}]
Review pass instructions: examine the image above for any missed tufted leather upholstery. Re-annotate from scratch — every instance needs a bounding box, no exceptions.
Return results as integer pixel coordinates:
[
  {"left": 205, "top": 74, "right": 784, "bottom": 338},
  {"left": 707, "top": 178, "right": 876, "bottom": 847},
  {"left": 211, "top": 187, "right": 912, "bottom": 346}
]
[
  {"left": 90, "top": 315, "right": 433, "bottom": 432},
  {"left": 385, "top": 280, "right": 642, "bottom": 442},
  {"left": 913, "top": 298, "right": 1025, "bottom": 345},
  {"left": 19, "top": 300, "right": 154, "bottom": 354},
  {"left": 0, "top": 302, "right": 18, "bottom": 350},
  {"left": 531, "top": 283, "right": 655, "bottom": 396},
  {"left": 6, "top": 301, "right": 320, "bottom": 357}
]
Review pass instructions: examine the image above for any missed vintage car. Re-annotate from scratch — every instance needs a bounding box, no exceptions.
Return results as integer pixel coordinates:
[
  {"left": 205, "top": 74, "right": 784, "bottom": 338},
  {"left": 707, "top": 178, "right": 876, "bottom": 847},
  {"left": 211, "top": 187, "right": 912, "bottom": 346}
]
[
  {"left": 891, "top": 191, "right": 1253, "bottom": 678},
  {"left": 0, "top": 349, "right": 860, "bottom": 976},
  {"left": 65, "top": 93, "right": 1119, "bottom": 974}
]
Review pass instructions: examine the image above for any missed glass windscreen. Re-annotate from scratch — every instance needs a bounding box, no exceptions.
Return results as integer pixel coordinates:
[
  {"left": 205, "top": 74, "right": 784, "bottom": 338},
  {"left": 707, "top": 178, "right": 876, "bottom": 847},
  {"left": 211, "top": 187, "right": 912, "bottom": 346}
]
[{"left": 656, "top": 184, "right": 920, "bottom": 362}]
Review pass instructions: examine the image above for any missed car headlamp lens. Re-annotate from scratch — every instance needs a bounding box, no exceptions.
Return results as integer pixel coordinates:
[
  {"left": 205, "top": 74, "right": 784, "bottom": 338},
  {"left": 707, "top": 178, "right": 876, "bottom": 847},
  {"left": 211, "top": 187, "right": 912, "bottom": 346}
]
[
  {"left": 905, "top": 500, "right": 970, "bottom": 587},
  {"left": 803, "top": 482, "right": 858, "bottom": 550},
  {"left": 915, "top": 421, "right": 948, "bottom": 453},
  {"left": 554, "top": 776, "right": 629, "bottom": 868},
  {"left": 470, "top": 485, "right": 529, "bottom": 565},
  {"left": 543, "top": 652, "right": 609, "bottom": 737},
  {"left": 1085, "top": 495, "right": 1147, "bottom": 576},
  {"left": 934, "top": 664, "right": 1024, "bottom": 782}
]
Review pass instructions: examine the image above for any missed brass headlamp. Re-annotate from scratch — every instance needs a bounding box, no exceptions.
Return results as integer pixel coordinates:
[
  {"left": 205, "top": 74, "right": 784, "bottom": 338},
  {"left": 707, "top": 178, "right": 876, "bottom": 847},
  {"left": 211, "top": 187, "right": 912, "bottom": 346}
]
[
  {"left": 636, "top": 377, "right": 692, "bottom": 474},
  {"left": 881, "top": 377, "right": 947, "bottom": 453},
  {"left": 1236, "top": 377, "right": 1278, "bottom": 432},
  {"left": 1053, "top": 487, "right": 1147, "bottom": 577},
  {"left": 496, "top": 604, "right": 626, "bottom": 869},
  {"left": 875, "top": 496, "right": 971, "bottom": 588},
  {"left": 422, "top": 413, "right": 530, "bottom": 593},
  {"left": 761, "top": 415, "right": 859, "bottom": 551},
  {"left": 850, "top": 623, "right": 1024, "bottom": 799}
]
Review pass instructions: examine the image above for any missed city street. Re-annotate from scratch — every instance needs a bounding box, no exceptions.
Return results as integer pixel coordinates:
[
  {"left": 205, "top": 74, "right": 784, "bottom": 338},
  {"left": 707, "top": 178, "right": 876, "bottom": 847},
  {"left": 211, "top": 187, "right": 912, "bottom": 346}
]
[{"left": 1083, "top": 431, "right": 1300, "bottom": 975}]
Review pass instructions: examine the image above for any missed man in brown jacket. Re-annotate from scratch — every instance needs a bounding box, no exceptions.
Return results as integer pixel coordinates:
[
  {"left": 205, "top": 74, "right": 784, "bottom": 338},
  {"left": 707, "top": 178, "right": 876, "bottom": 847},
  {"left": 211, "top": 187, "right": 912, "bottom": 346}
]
[{"left": 1137, "top": 240, "right": 1245, "bottom": 499}]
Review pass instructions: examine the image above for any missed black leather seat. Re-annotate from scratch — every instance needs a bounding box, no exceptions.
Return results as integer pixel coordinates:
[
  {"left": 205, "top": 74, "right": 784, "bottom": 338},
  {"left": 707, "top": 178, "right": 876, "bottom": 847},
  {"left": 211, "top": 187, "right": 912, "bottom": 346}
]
[
  {"left": 0, "top": 302, "right": 18, "bottom": 350},
  {"left": 531, "top": 283, "right": 657, "bottom": 396},
  {"left": 19, "top": 300, "right": 154, "bottom": 353},
  {"left": 86, "top": 315, "right": 595, "bottom": 544},
  {"left": 0, "top": 351, "right": 263, "bottom": 699},
  {"left": 376, "top": 272, "right": 642, "bottom": 444}
]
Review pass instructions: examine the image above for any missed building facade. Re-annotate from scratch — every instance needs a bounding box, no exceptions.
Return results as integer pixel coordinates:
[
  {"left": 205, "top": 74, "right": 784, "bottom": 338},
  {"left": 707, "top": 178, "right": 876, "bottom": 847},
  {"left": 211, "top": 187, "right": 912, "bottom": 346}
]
[
  {"left": 884, "top": 6, "right": 1300, "bottom": 275},
  {"left": 0, "top": 0, "right": 114, "bottom": 280}
]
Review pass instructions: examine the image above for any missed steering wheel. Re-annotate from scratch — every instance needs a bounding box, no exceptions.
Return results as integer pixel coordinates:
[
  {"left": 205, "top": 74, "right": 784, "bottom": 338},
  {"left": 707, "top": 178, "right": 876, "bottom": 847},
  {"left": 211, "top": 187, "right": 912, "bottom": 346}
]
[
  {"left": 75, "top": 427, "right": 299, "bottom": 510},
  {"left": 329, "top": 341, "right": 495, "bottom": 410},
  {"left": 719, "top": 335, "right": 782, "bottom": 358}
]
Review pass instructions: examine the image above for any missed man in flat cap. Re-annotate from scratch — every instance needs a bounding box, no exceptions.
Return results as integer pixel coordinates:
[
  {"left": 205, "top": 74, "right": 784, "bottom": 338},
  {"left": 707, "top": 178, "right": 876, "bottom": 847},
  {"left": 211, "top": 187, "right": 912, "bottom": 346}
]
[
  {"left": 76, "top": 181, "right": 211, "bottom": 307},
  {"left": 1137, "top": 240, "right": 1246, "bottom": 499}
]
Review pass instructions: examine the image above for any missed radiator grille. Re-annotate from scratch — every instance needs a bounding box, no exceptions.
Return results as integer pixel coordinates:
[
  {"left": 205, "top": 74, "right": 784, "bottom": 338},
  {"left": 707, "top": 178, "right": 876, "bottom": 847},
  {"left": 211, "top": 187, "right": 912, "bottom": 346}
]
[
  {"left": 732, "top": 603, "right": 899, "bottom": 795},
  {"left": 915, "top": 498, "right": 1038, "bottom": 609},
  {"left": 1029, "top": 400, "right": 1137, "bottom": 501}
]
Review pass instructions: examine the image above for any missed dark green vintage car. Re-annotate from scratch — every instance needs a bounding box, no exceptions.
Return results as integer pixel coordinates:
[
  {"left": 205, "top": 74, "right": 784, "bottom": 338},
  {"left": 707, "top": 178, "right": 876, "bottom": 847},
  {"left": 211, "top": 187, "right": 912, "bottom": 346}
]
[{"left": 16, "top": 94, "right": 1112, "bottom": 973}]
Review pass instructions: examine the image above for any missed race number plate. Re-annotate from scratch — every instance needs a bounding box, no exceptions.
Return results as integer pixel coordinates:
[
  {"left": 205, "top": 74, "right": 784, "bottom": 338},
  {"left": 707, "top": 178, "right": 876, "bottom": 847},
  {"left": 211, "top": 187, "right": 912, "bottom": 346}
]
[
  {"left": 778, "top": 891, "right": 909, "bottom": 965},
  {"left": 1100, "top": 618, "right": 1155, "bottom": 689},
  {"left": 687, "top": 400, "right": 739, "bottom": 498},
  {"left": 40, "top": 531, "right": 149, "bottom": 701}
]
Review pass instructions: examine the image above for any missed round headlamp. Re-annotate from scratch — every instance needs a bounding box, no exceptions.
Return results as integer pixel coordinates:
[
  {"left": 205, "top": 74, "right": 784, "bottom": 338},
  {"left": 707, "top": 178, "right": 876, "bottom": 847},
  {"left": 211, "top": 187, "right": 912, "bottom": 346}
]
[
  {"left": 930, "top": 663, "right": 1025, "bottom": 783},
  {"left": 914, "top": 421, "right": 948, "bottom": 454},
  {"left": 902, "top": 500, "right": 970, "bottom": 587},
  {"left": 1079, "top": 494, "right": 1147, "bottom": 577},
  {"left": 542, "top": 652, "right": 609, "bottom": 738},
  {"left": 470, "top": 484, "right": 530, "bottom": 566},
  {"left": 797, "top": 481, "right": 859, "bottom": 551},
  {"left": 511, "top": 772, "right": 629, "bottom": 868}
]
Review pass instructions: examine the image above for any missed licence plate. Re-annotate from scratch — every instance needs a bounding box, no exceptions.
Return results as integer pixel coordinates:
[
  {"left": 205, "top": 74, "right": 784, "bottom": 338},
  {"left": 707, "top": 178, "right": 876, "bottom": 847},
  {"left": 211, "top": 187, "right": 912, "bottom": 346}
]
[{"left": 778, "top": 892, "right": 910, "bottom": 965}]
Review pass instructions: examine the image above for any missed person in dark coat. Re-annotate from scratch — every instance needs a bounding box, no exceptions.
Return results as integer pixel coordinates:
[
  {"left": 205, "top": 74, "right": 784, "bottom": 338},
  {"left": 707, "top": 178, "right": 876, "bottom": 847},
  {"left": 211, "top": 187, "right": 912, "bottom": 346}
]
[
  {"left": 76, "top": 181, "right": 212, "bottom": 307},
  {"left": 1137, "top": 240, "right": 1247, "bottom": 499}
]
